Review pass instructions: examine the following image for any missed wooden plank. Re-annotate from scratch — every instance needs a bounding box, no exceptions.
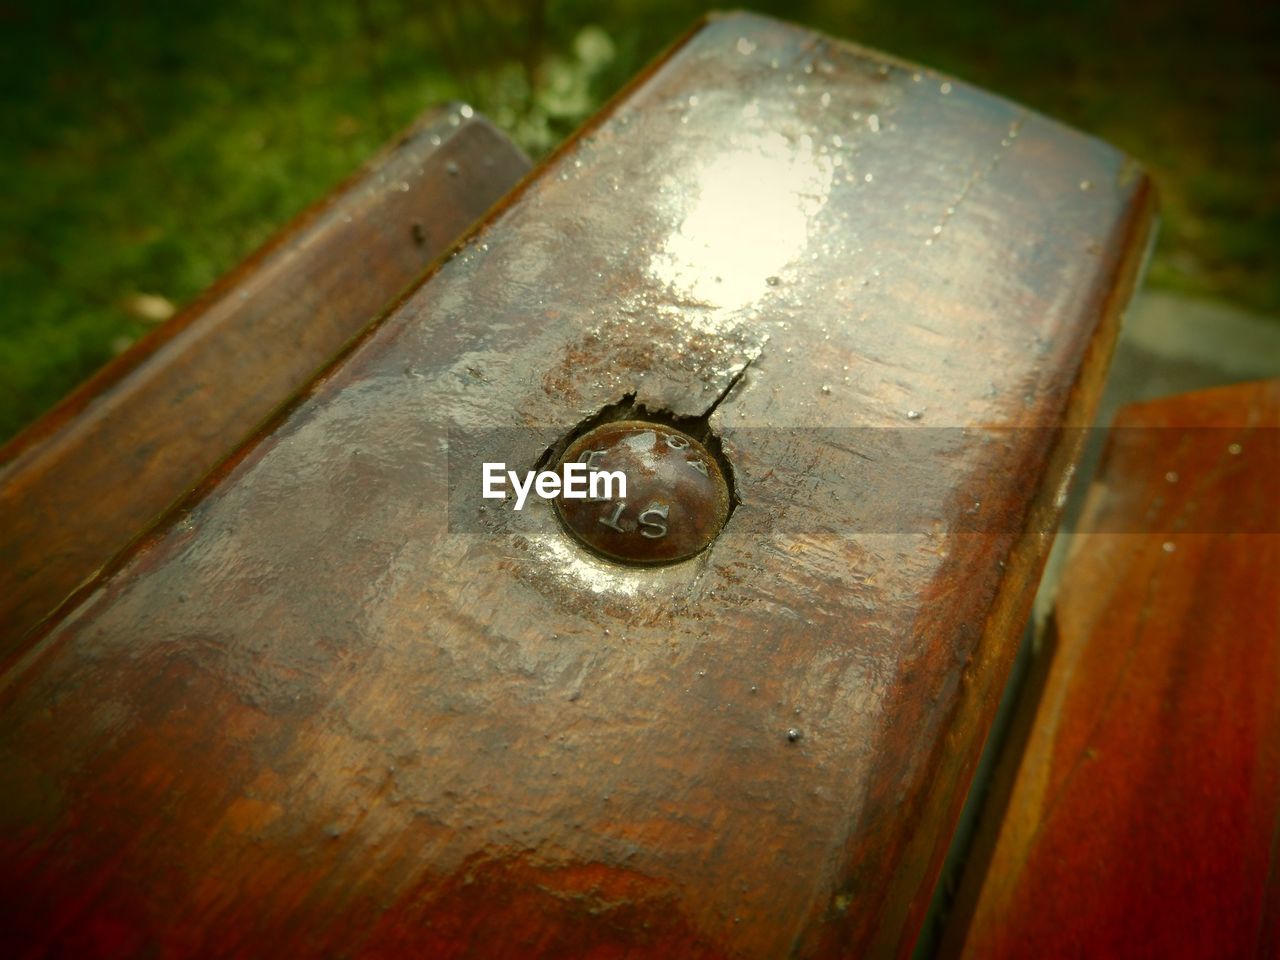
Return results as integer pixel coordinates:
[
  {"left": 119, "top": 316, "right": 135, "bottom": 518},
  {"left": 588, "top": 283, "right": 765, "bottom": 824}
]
[
  {"left": 946, "top": 378, "right": 1280, "bottom": 959},
  {"left": 0, "top": 13, "right": 1153, "bottom": 958},
  {"left": 0, "top": 106, "right": 529, "bottom": 656}
]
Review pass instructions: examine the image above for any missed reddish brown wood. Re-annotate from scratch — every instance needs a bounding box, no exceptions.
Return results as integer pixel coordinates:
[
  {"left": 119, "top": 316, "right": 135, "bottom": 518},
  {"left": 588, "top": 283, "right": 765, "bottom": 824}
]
[
  {"left": 947, "top": 379, "right": 1280, "bottom": 959},
  {"left": 0, "top": 13, "right": 1153, "bottom": 958},
  {"left": 0, "top": 106, "right": 529, "bottom": 655}
]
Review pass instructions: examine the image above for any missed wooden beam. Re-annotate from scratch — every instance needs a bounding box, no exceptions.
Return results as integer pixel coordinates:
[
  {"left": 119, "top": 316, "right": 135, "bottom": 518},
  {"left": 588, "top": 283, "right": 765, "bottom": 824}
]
[{"left": 0, "top": 14, "right": 1153, "bottom": 957}]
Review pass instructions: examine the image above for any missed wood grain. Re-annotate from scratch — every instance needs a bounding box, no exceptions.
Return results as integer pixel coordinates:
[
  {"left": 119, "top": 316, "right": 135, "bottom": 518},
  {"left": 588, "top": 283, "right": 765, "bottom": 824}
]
[
  {"left": 0, "top": 106, "right": 529, "bottom": 656},
  {"left": 947, "top": 378, "right": 1280, "bottom": 959},
  {"left": 0, "top": 13, "right": 1153, "bottom": 958}
]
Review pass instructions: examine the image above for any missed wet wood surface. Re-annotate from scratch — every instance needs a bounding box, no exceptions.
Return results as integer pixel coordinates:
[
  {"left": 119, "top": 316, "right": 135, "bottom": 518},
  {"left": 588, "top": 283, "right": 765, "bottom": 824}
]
[
  {"left": 0, "top": 13, "right": 1154, "bottom": 958},
  {"left": 947, "top": 378, "right": 1280, "bottom": 959},
  {"left": 0, "top": 106, "right": 529, "bottom": 657}
]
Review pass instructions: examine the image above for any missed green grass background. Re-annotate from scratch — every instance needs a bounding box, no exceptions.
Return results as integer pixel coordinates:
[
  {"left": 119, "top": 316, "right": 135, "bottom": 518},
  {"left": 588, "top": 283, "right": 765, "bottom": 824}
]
[{"left": 2, "top": 0, "right": 1276, "bottom": 441}]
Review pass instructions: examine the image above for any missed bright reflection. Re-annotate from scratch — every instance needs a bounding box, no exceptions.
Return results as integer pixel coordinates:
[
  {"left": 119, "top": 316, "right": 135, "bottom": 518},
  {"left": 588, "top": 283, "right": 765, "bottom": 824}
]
[
  {"left": 650, "top": 131, "right": 833, "bottom": 312},
  {"left": 527, "top": 531, "right": 644, "bottom": 596}
]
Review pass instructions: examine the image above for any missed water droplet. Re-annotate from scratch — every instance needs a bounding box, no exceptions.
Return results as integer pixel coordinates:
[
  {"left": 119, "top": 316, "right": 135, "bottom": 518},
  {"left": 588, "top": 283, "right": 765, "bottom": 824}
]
[
  {"left": 736, "top": 37, "right": 756, "bottom": 55},
  {"left": 1162, "top": 541, "right": 1176, "bottom": 553},
  {"left": 1079, "top": 179, "right": 1092, "bottom": 191},
  {"left": 820, "top": 91, "right": 831, "bottom": 107},
  {"left": 906, "top": 409, "right": 923, "bottom": 420},
  {"left": 787, "top": 728, "right": 803, "bottom": 742},
  {"left": 940, "top": 81, "right": 953, "bottom": 94},
  {"left": 867, "top": 114, "right": 881, "bottom": 133},
  {"left": 821, "top": 384, "right": 832, "bottom": 394},
  {"left": 1165, "top": 471, "right": 1179, "bottom": 483},
  {"left": 1228, "top": 443, "right": 1243, "bottom": 455},
  {"left": 864, "top": 173, "right": 874, "bottom": 183},
  {"left": 446, "top": 161, "right": 459, "bottom": 176},
  {"left": 766, "top": 275, "right": 781, "bottom": 286}
]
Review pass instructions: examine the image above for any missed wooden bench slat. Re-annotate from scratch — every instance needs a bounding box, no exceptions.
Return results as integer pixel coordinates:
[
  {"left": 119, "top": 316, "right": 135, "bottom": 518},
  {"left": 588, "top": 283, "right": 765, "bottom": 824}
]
[
  {"left": 948, "top": 378, "right": 1280, "bottom": 958},
  {"left": 0, "top": 14, "right": 1153, "bottom": 957}
]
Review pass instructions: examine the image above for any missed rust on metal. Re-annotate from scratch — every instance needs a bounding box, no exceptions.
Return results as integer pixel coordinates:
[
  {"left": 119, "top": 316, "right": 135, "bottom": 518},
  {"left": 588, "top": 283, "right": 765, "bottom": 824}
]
[{"left": 554, "top": 420, "right": 730, "bottom": 565}]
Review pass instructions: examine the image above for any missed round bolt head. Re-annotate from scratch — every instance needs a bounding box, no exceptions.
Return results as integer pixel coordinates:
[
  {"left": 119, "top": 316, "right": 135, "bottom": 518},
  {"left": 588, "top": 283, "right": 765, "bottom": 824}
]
[{"left": 554, "top": 420, "right": 730, "bottom": 565}]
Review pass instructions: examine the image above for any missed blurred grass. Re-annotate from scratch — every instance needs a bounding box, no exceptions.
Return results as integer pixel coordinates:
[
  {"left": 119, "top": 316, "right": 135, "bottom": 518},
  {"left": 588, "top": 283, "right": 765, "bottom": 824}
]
[{"left": 1, "top": 0, "right": 1276, "bottom": 441}]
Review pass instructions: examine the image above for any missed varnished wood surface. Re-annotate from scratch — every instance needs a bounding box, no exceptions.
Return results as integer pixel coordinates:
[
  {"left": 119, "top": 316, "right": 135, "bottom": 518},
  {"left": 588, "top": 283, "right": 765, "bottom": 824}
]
[
  {"left": 948, "top": 378, "right": 1280, "bottom": 959},
  {"left": 0, "top": 106, "right": 529, "bottom": 656},
  {"left": 0, "top": 13, "right": 1153, "bottom": 958}
]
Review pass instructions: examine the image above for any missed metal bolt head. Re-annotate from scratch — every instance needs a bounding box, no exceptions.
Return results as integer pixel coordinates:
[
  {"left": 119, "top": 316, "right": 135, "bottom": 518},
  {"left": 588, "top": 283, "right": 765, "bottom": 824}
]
[{"left": 554, "top": 420, "right": 730, "bottom": 565}]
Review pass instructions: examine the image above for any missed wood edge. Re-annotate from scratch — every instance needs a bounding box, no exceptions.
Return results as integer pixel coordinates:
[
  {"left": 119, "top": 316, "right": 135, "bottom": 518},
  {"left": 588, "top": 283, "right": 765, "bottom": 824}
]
[
  {"left": 939, "top": 370, "right": 1277, "bottom": 958},
  {"left": 932, "top": 612, "right": 1064, "bottom": 960},
  {"left": 872, "top": 174, "right": 1159, "bottom": 958}
]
